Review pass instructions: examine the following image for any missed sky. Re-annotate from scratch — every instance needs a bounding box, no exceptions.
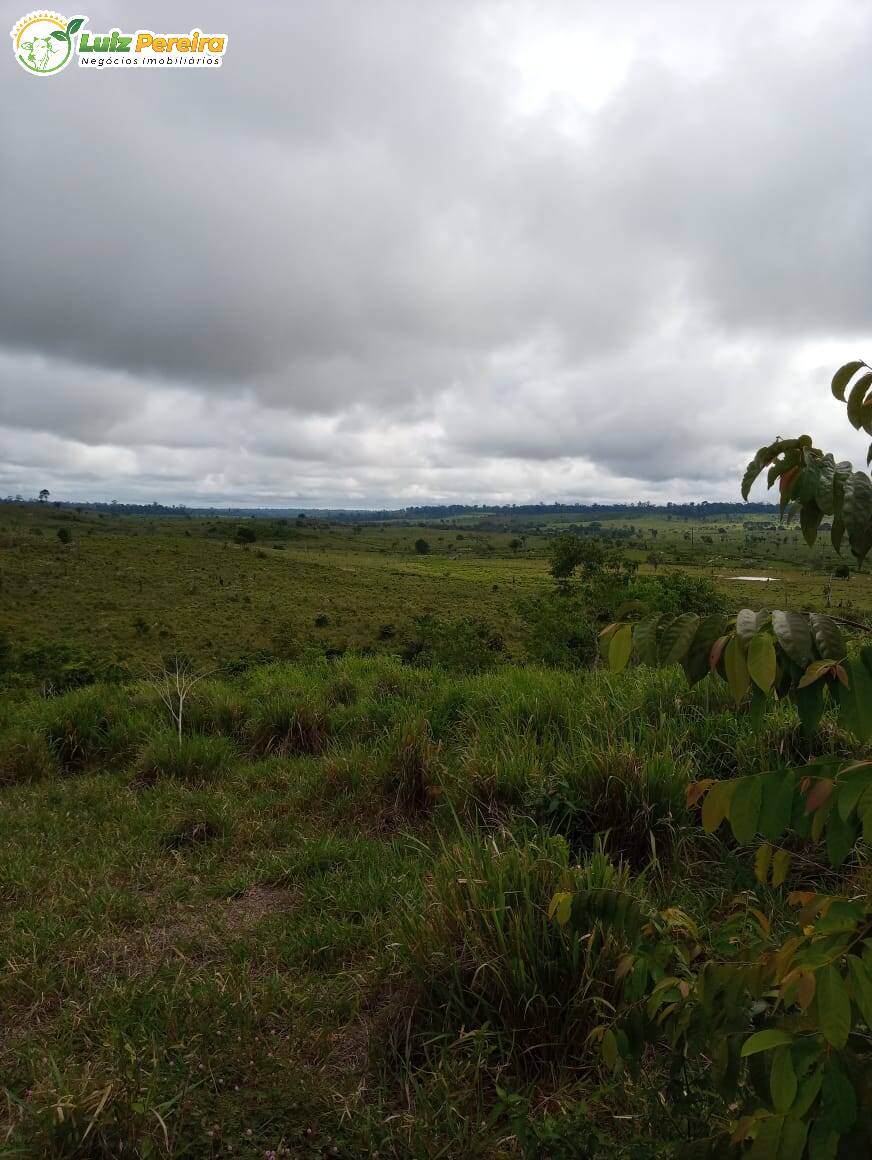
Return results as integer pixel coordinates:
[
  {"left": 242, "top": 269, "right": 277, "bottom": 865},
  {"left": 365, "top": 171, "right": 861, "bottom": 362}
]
[{"left": 2, "top": 0, "right": 872, "bottom": 509}]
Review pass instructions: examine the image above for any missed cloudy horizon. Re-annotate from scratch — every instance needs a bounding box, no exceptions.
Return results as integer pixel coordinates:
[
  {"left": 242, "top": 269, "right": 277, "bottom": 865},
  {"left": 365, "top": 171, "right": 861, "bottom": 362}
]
[{"left": 2, "top": 0, "right": 872, "bottom": 509}]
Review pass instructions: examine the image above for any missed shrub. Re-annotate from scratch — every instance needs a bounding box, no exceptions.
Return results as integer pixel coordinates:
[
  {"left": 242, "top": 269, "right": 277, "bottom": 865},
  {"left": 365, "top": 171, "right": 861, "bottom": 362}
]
[
  {"left": 183, "top": 679, "right": 247, "bottom": 738},
  {"left": 39, "top": 685, "right": 142, "bottom": 771},
  {"left": 246, "top": 694, "right": 330, "bottom": 756},
  {"left": 56, "top": 527, "right": 72, "bottom": 545},
  {"left": 404, "top": 614, "right": 505, "bottom": 673},
  {"left": 399, "top": 835, "right": 631, "bottom": 1066},
  {"left": 0, "top": 726, "right": 59, "bottom": 785},
  {"left": 378, "top": 717, "right": 439, "bottom": 813},
  {"left": 535, "top": 748, "right": 689, "bottom": 870},
  {"left": 517, "top": 590, "right": 597, "bottom": 669},
  {"left": 133, "top": 732, "right": 235, "bottom": 784},
  {"left": 314, "top": 613, "right": 330, "bottom": 627},
  {"left": 414, "top": 538, "right": 430, "bottom": 555},
  {"left": 234, "top": 525, "right": 256, "bottom": 544}
]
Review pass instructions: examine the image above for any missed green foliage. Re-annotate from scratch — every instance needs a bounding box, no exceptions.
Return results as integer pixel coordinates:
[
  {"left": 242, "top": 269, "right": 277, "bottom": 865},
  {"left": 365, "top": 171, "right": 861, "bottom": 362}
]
[
  {"left": 0, "top": 725, "right": 59, "bottom": 785},
  {"left": 550, "top": 533, "right": 607, "bottom": 579},
  {"left": 234, "top": 524, "right": 257, "bottom": 544},
  {"left": 401, "top": 834, "right": 632, "bottom": 1065},
  {"left": 245, "top": 692, "right": 331, "bottom": 756},
  {"left": 742, "top": 359, "right": 872, "bottom": 565},
  {"left": 405, "top": 613, "right": 505, "bottom": 673},
  {"left": 517, "top": 588, "right": 598, "bottom": 669},
  {"left": 414, "top": 537, "right": 430, "bottom": 554},
  {"left": 133, "top": 730, "right": 236, "bottom": 784}
]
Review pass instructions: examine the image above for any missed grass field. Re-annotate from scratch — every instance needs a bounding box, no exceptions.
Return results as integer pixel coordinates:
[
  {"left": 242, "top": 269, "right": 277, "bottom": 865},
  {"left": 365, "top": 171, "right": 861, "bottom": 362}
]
[{"left": 1, "top": 502, "right": 870, "bottom": 1156}]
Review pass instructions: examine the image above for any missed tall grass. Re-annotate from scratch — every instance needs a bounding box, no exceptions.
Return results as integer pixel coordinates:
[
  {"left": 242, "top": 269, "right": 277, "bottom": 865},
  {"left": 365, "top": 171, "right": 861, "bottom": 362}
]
[{"left": 398, "top": 832, "right": 636, "bottom": 1068}]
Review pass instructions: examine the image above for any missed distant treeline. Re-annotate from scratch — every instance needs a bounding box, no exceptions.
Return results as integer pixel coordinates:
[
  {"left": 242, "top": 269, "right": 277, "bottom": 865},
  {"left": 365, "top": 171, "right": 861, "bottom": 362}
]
[{"left": 1, "top": 496, "right": 779, "bottom": 522}]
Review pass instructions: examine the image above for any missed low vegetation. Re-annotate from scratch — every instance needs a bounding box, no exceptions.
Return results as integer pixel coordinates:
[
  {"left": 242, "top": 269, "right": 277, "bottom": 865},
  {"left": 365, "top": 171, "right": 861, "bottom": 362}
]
[{"left": 1, "top": 365, "right": 871, "bottom": 1155}]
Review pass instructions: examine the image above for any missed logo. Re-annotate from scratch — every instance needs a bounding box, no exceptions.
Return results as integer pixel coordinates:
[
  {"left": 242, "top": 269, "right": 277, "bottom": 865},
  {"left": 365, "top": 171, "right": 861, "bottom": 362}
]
[
  {"left": 10, "top": 13, "right": 228, "bottom": 73},
  {"left": 11, "top": 11, "right": 83, "bottom": 74}
]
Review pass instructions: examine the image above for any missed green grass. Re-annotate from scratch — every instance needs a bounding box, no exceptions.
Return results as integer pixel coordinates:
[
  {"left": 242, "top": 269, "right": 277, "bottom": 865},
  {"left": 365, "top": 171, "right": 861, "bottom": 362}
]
[
  {"left": 0, "top": 653, "right": 862, "bottom": 1156},
  {"left": 2, "top": 503, "right": 870, "bottom": 1154}
]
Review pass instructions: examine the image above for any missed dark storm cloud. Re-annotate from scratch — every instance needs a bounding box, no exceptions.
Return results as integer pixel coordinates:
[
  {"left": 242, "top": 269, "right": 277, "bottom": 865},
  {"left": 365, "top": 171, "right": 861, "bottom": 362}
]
[{"left": 1, "top": 0, "right": 871, "bottom": 504}]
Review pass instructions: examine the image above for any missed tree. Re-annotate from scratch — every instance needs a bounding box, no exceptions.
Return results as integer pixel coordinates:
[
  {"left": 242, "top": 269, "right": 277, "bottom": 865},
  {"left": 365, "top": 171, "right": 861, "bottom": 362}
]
[
  {"left": 741, "top": 359, "right": 872, "bottom": 568},
  {"left": 557, "top": 361, "right": 872, "bottom": 1156},
  {"left": 38, "top": 489, "right": 49, "bottom": 503},
  {"left": 235, "top": 525, "right": 256, "bottom": 544},
  {"left": 56, "top": 527, "right": 72, "bottom": 546},
  {"left": 549, "top": 533, "right": 605, "bottom": 579},
  {"left": 509, "top": 538, "right": 523, "bottom": 552},
  {"left": 414, "top": 538, "right": 430, "bottom": 555}
]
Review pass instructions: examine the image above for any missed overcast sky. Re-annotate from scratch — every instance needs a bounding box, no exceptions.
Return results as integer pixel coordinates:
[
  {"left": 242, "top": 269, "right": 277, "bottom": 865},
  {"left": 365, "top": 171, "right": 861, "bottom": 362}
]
[{"left": 2, "top": 0, "right": 872, "bottom": 508}]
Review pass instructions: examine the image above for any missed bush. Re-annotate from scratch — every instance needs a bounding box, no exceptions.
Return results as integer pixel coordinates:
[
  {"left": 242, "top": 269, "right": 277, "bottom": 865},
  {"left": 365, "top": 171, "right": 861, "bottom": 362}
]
[
  {"left": 234, "top": 525, "right": 257, "bottom": 544},
  {"left": 404, "top": 614, "right": 505, "bottom": 673},
  {"left": 0, "top": 726, "right": 59, "bottom": 785},
  {"left": 133, "top": 732, "right": 235, "bottom": 784},
  {"left": 56, "top": 527, "right": 72, "bottom": 545},
  {"left": 399, "top": 835, "right": 631, "bottom": 1066},
  {"left": 183, "top": 679, "right": 247, "bottom": 738},
  {"left": 39, "top": 684, "right": 143, "bottom": 771},
  {"left": 378, "top": 717, "right": 439, "bottom": 813},
  {"left": 517, "top": 590, "right": 597, "bottom": 669},
  {"left": 246, "top": 694, "right": 330, "bottom": 756},
  {"left": 414, "top": 538, "right": 430, "bottom": 555},
  {"left": 535, "top": 748, "right": 689, "bottom": 869}
]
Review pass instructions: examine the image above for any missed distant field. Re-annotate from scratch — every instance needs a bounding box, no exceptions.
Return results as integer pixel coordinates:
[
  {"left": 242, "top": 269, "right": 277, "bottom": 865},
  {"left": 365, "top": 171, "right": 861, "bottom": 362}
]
[{"left": 3, "top": 503, "right": 871, "bottom": 675}]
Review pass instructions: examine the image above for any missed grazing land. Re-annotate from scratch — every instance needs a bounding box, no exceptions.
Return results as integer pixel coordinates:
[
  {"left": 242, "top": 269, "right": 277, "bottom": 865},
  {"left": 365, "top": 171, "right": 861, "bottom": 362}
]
[{"left": 1, "top": 499, "right": 871, "bottom": 1157}]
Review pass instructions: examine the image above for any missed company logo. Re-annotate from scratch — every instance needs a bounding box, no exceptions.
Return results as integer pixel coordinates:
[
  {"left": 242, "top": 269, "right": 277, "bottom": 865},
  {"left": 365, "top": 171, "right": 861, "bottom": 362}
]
[
  {"left": 11, "top": 11, "right": 82, "bottom": 74},
  {"left": 10, "top": 12, "right": 228, "bottom": 73}
]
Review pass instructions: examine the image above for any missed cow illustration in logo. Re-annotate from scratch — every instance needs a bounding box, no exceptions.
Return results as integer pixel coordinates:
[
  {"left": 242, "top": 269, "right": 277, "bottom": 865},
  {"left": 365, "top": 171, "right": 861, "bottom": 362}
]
[{"left": 11, "top": 12, "right": 85, "bottom": 74}]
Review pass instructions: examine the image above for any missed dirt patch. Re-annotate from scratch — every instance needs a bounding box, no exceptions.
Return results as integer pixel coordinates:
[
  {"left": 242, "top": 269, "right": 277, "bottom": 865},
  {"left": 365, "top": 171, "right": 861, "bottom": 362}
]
[{"left": 90, "top": 885, "right": 299, "bottom": 978}]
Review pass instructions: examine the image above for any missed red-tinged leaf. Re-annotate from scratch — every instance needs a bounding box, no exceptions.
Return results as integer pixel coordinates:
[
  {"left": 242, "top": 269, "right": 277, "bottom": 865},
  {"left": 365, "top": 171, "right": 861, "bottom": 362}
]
[
  {"left": 804, "top": 778, "right": 834, "bottom": 815},
  {"left": 709, "top": 634, "right": 729, "bottom": 671},
  {"left": 796, "top": 970, "right": 816, "bottom": 1010},
  {"left": 686, "top": 779, "right": 713, "bottom": 808}
]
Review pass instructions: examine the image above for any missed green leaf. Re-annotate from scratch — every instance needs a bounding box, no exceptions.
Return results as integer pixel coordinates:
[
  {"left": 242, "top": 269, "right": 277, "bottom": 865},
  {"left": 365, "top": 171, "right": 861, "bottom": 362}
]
[
  {"left": 816, "top": 965, "right": 851, "bottom": 1049},
  {"left": 831, "top": 516, "right": 845, "bottom": 554},
  {"left": 813, "top": 454, "right": 837, "bottom": 514},
  {"left": 794, "top": 679, "right": 825, "bottom": 739},
  {"left": 835, "top": 657, "right": 872, "bottom": 743},
  {"left": 825, "top": 808, "right": 857, "bottom": 868},
  {"left": 770, "top": 1046, "right": 797, "bottom": 1112},
  {"left": 846, "top": 370, "right": 872, "bottom": 428},
  {"left": 659, "top": 613, "right": 700, "bottom": 666},
  {"left": 771, "top": 611, "right": 814, "bottom": 667},
  {"left": 741, "top": 1029, "right": 794, "bottom": 1056},
  {"left": 730, "top": 775, "right": 762, "bottom": 845},
  {"left": 50, "top": 29, "right": 68, "bottom": 41},
  {"left": 841, "top": 471, "right": 872, "bottom": 565},
  {"left": 808, "top": 613, "right": 845, "bottom": 661},
  {"left": 820, "top": 1059, "right": 856, "bottom": 1131},
  {"left": 836, "top": 762, "right": 872, "bottom": 820},
  {"left": 754, "top": 841, "right": 772, "bottom": 884},
  {"left": 742, "top": 445, "right": 777, "bottom": 499},
  {"left": 798, "top": 660, "right": 834, "bottom": 688},
  {"left": 601, "top": 1027, "right": 619, "bottom": 1071},
  {"left": 682, "top": 614, "right": 725, "bottom": 685},
  {"left": 702, "top": 779, "right": 734, "bottom": 834},
  {"left": 846, "top": 955, "right": 872, "bottom": 1029},
  {"left": 807, "top": 1121, "right": 839, "bottom": 1160},
  {"left": 608, "top": 624, "right": 632, "bottom": 673},
  {"left": 632, "top": 614, "right": 661, "bottom": 666},
  {"left": 748, "top": 633, "right": 777, "bottom": 692},
  {"left": 800, "top": 499, "right": 824, "bottom": 546},
  {"left": 66, "top": 16, "right": 85, "bottom": 34},
  {"left": 771, "top": 848, "right": 791, "bottom": 887},
  {"left": 832, "top": 360, "right": 866, "bottom": 401},
  {"left": 759, "top": 770, "right": 795, "bottom": 841},
  {"left": 724, "top": 635, "right": 750, "bottom": 703}
]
